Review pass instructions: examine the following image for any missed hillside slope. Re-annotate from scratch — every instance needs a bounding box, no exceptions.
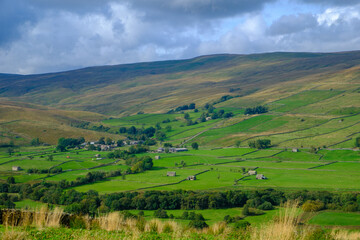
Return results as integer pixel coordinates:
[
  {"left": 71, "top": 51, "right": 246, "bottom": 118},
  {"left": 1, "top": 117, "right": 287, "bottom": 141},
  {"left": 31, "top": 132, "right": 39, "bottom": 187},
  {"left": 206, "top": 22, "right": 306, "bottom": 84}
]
[
  {"left": 1, "top": 51, "right": 360, "bottom": 115},
  {"left": 0, "top": 101, "right": 121, "bottom": 145}
]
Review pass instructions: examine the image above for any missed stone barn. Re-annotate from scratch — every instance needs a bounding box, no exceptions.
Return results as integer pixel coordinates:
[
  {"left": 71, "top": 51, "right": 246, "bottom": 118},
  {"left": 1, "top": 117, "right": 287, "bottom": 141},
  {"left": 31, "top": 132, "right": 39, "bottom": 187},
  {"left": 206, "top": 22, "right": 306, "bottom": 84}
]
[
  {"left": 248, "top": 170, "right": 257, "bottom": 175},
  {"left": 186, "top": 175, "right": 196, "bottom": 180},
  {"left": 256, "top": 174, "right": 267, "bottom": 180},
  {"left": 12, "top": 166, "right": 21, "bottom": 171},
  {"left": 292, "top": 148, "right": 299, "bottom": 152},
  {"left": 155, "top": 156, "right": 161, "bottom": 160},
  {"left": 167, "top": 171, "right": 176, "bottom": 177}
]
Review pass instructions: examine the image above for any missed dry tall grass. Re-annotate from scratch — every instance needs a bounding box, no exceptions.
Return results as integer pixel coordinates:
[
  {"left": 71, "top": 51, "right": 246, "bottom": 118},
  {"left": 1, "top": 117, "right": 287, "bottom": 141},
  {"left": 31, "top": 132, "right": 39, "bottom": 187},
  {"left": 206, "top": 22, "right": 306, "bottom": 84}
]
[
  {"left": 0, "top": 228, "right": 27, "bottom": 240},
  {"left": 2, "top": 205, "right": 360, "bottom": 240},
  {"left": 332, "top": 229, "right": 360, "bottom": 240},
  {"left": 250, "top": 201, "right": 309, "bottom": 240},
  {"left": 2, "top": 206, "right": 63, "bottom": 229}
]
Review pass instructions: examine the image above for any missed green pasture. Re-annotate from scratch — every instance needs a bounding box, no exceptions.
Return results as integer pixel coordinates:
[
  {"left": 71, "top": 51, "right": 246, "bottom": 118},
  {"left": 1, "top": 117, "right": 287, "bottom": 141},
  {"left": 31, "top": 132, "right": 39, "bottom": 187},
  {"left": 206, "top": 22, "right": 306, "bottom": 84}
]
[
  {"left": 72, "top": 168, "right": 202, "bottom": 193},
  {"left": 153, "top": 155, "right": 227, "bottom": 168},
  {"left": 15, "top": 199, "right": 48, "bottom": 210},
  {"left": 46, "top": 164, "right": 129, "bottom": 182},
  {"left": 59, "top": 160, "right": 101, "bottom": 170},
  {"left": 316, "top": 162, "right": 360, "bottom": 172},
  {"left": 275, "top": 151, "right": 321, "bottom": 162},
  {"left": 269, "top": 90, "right": 342, "bottom": 113},
  {"left": 188, "top": 148, "right": 255, "bottom": 157},
  {"left": 238, "top": 168, "right": 360, "bottom": 190},
  {"left": 194, "top": 115, "right": 274, "bottom": 145},
  {"left": 243, "top": 149, "right": 283, "bottom": 159},
  {"left": 0, "top": 173, "right": 47, "bottom": 183},
  {"left": 218, "top": 160, "right": 319, "bottom": 170},
  {"left": 0, "top": 159, "right": 59, "bottom": 171},
  {"left": 308, "top": 211, "right": 360, "bottom": 226},
  {"left": 318, "top": 150, "right": 360, "bottom": 162},
  {"left": 128, "top": 207, "right": 279, "bottom": 226}
]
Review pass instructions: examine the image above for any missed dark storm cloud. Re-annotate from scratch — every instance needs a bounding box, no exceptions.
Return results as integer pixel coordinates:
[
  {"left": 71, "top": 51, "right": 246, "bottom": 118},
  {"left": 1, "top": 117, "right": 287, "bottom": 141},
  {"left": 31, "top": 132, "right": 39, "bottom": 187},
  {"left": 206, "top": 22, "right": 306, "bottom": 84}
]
[
  {"left": 27, "top": 0, "right": 112, "bottom": 14},
  {"left": 0, "top": 0, "right": 37, "bottom": 46},
  {"left": 26, "top": 0, "right": 276, "bottom": 18},
  {"left": 268, "top": 14, "right": 318, "bottom": 35},
  {"left": 125, "top": 0, "right": 276, "bottom": 19}
]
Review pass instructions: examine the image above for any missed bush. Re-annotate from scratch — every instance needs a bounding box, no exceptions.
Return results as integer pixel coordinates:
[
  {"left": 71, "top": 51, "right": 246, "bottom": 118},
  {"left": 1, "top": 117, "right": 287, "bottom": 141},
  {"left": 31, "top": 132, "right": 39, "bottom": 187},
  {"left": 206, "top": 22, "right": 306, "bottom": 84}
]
[
  {"left": 248, "top": 139, "right": 271, "bottom": 149},
  {"left": 304, "top": 228, "right": 332, "bottom": 240},
  {"left": 154, "top": 209, "right": 169, "bottom": 218},
  {"left": 233, "top": 220, "right": 250, "bottom": 229},
  {"left": 302, "top": 200, "right": 325, "bottom": 212},
  {"left": 188, "top": 219, "right": 208, "bottom": 229},
  {"left": 258, "top": 201, "right": 274, "bottom": 210}
]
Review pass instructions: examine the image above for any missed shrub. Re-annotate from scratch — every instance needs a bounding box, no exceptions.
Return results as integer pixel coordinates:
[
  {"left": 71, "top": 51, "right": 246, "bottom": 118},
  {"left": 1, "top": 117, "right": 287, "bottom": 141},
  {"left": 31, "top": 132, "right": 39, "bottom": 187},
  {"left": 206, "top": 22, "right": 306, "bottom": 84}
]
[
  {"left": 188, "top": 219, "right": 208, "bottom": 229},
  {"left": 302, "top": 200, "right": 325, "bottom": 212},
  {"left": 233, "top": 220, "right": 250, "bottom": 229},
  {"left": 154, "top": 209, "right": 169, "bottom": 218},
  {"left": 258, "top": 201, "right": 274, "bottom": 210}
]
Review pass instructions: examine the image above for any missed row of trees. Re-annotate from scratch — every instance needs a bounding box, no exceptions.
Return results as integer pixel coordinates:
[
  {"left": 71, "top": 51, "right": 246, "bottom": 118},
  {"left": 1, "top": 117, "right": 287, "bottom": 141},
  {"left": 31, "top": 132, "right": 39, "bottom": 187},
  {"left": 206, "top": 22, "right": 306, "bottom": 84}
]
[
  {"left": 1, "top": 181, "right": 360, "bottom": 216},
  {"left": 248, "top": 139, "right": 272, "bottom": 149},
  {"left": 56, "top": 137, "right": 85, "bottom": 152},
  {"left": 244, "top": 106, "right": 268, "bottom": 115},
  {"left": 168, "top": 103, "right": 196, "bottom": 113}
]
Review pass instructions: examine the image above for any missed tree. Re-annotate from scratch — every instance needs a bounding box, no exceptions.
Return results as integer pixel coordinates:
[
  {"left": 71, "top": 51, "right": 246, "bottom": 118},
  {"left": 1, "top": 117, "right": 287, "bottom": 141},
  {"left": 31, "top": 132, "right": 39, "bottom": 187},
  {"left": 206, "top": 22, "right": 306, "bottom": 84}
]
[
  {"left": 224, "top": 112, "right": 234, "bottom": 118},
  {"left": 235, "top": 140, "right": 241, "bottom": 148},
  {"left": 119, "top": 127, "right": 127, "bottom": 134},
  {"left": 31, "top": 138, "right": 41, "bottom": 146},
  {"left": 184, "top": 113, "right": 190, "bottom": 119},
  {"left": 355, "top": 137, "right": 360, "bottom": 148},
  {"left": 165, "top": 125, "right": 172, "bottom": 132},
  {"left": 98, "top": 137, "right": 105, "bottom": 144},
  {"left": 248, "top": 139, "right": 271, "bottom": 149},
  {"left": 155, "top": 131, "right": 166, "bottom": 141},
  {"left": 191, "top": 142, "right": 199, "bottom": 150},
  {"left": 7, "top": 176, "right": 15, "bottom": 184},
  {"left": 47, "top": 155, "right": 54, "bottom": 161},
  {"left": 117, "top": 140, "right": 124, "bottom": 147},
  {"left": 244, "top": 106, "right": 268, "bottom": 115},
  {"left": 242, "top": 204, "right": 250, "bottom": 216},
  {"left": 163, "top": 143, "right": 172, "bottom": 148},
  {"left": 7, "top": 148, "right": 14, "bottom": 156},
  {"left": 106, "top": 138, "right": 113, "bottom": 145}
]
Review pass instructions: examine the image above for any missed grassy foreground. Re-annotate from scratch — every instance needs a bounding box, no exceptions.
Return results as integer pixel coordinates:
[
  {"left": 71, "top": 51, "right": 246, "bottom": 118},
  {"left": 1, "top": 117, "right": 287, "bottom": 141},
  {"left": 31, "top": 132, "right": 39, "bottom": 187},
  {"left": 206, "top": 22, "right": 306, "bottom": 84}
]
[{"left": 1, "top": 202, "right": 360, "bottom": 240}]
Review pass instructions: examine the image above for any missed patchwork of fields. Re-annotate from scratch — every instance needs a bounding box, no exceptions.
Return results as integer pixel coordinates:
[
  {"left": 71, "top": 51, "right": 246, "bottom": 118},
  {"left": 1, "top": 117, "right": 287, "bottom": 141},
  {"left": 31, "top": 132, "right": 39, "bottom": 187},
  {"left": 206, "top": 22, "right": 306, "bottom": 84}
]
[{"left": 2, "top": 146, "right": 359, "bottom": 193}]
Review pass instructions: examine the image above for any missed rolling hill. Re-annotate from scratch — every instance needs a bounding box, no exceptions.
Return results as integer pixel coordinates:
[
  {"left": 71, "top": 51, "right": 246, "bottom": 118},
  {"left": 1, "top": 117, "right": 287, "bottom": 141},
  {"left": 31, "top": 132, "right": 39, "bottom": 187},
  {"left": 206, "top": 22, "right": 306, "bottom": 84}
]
[
  {"left": 0, "top": 51, "right": 359, "bottom": 146},
  {"left": 1, "top": 51, "right": 359, "bottom": 115}
]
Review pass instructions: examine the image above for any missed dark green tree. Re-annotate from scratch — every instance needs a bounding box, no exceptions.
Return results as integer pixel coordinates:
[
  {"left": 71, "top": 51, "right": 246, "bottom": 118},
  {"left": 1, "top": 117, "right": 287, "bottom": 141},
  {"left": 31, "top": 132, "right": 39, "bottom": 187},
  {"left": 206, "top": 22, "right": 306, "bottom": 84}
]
[
  {"left": 106, "top": 138, "right": 113, "bottom": 145},
  {"left": 191, "top": 142, "right": 199, "bottom": 150},
  {"left": 7, "top": 176, "right": 15, "bottom": 184},
  {"left": 98, "top": 137, "right": 105, "bottom": 144}
]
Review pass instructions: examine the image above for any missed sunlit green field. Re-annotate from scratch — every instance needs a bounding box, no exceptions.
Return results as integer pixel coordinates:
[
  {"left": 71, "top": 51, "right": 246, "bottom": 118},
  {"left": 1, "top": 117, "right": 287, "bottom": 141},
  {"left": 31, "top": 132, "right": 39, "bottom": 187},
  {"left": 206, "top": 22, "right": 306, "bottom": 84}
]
[
  {"left": 308, "top": 211, "right": 360, "bottom": 226},
  {"left": 1, "top": 145, "right": 359, "bottom": 192}
]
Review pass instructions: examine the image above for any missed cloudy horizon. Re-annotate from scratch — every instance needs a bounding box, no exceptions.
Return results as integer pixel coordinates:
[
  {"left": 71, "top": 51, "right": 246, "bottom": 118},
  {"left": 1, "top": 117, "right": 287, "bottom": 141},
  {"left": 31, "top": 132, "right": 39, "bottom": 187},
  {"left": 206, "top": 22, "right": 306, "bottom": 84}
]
[{"left": 1, "top": 0, "right": 360, "bottom": 74}]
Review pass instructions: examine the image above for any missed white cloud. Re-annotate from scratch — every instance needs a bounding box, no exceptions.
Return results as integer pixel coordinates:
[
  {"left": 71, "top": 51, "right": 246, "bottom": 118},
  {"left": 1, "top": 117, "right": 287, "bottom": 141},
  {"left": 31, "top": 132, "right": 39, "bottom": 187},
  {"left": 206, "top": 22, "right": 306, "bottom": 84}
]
[{"left": 199, "top": 4, "right": 360, "bottom": 55}]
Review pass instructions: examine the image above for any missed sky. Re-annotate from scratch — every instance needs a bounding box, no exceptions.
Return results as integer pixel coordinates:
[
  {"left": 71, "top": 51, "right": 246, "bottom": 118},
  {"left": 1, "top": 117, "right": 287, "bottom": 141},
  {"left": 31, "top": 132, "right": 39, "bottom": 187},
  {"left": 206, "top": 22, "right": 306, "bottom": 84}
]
[{"left": 1, "top": 0, "right": 360, "bottom": 74}]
